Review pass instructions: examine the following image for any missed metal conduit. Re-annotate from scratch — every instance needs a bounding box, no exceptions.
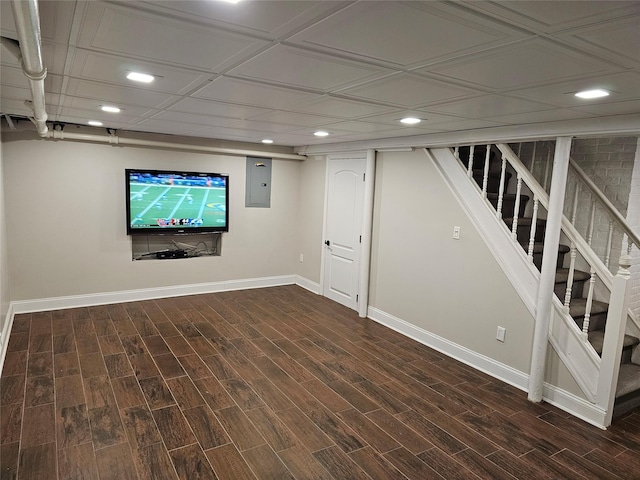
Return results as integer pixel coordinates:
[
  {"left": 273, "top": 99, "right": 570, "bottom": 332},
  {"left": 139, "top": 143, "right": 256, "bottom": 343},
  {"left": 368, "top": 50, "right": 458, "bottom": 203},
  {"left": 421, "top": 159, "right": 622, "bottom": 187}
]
[
  {"left": 10, "top": 0, "right": 48, "bottom": 136},
  {"left": 46, "top": 129, "right": 307, "bottom": 161}
]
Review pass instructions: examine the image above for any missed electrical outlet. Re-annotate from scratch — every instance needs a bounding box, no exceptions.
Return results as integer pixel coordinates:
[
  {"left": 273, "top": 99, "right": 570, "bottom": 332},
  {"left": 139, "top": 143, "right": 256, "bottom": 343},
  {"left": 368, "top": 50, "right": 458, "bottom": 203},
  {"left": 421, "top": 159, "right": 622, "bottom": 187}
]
[
  {"left": 453, "top": 226, "right": 461, "bottom": 240},
  {"left": 496, "top": 326, "right": 506, "bottom": 342},
  {"left": 299, "top": 253, "right": 304, "bottom": 263}
]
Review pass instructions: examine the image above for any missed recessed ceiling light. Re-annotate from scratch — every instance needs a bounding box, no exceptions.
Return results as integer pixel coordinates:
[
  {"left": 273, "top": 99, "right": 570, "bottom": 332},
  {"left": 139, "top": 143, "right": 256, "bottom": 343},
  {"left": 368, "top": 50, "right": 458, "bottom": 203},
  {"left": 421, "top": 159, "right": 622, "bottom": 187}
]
[
  {"left": 101, "top": 105, "right": 121, "bottom": 113},
  {"left": 314, "top": 131, "right": 329, "bottom": 137},
  {"left": 126, "top": 72, "right": 155, "bottom": 83},
  {"left": 400, "top": 117, "right": 421, "bottom": 125},
  {"left": 261, "top": 139, "right": 274, "bottom": 144},
  {"left": 88, "top": 121, "right": 103, "bottom": 126},
  {"left": 575, "top": 89, "right": 609, "bottom": 99},
  {"left": 218, "top": 0, "right": 242, "bottom": 3}
]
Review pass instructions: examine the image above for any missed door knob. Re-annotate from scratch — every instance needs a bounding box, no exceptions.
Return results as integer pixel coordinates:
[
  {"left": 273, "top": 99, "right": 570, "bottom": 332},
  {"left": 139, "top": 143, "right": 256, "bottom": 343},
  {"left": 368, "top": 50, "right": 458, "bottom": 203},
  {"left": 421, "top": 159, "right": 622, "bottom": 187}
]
[{"left": 324, "top": 240, "right": 330, "bottom": 246}]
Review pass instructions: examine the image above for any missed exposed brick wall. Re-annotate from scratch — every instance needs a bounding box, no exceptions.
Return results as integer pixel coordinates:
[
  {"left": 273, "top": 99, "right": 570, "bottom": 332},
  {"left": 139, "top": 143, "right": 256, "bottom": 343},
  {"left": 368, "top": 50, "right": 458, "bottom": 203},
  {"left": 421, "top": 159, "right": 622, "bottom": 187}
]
[
  {"left": 627, "top": 138, "right": 640, "bottom": 318},
  {"left": 510, "top": 138, "right": 637, "bottom": 269},
  {"left": 570, "top": 137, "right": 637, "bottom": 216}
]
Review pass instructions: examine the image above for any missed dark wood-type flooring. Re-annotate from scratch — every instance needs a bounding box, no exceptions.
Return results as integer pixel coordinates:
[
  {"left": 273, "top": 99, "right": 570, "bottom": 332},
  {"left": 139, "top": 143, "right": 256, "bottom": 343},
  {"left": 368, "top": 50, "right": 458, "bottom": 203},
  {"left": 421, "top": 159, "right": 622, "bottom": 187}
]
[{"left": 2, "top": 285, "right": 640, "bottom": 479}]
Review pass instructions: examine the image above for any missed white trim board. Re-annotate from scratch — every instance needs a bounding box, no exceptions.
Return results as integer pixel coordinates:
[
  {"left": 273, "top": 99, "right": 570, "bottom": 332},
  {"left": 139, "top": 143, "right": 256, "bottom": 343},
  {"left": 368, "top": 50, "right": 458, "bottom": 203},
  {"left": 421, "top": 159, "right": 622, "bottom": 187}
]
[
  {"left": 10, "top": 275, "right": 298, "bottom": 314},
  {"left": 0, "top": 303, "right": 16, "bottom": 377},
  {"left": 295, "top": 275, "right": 321, "bottom": 295},
  {"left": 367, "top": 305, "right": 608, "bottom": 429}
]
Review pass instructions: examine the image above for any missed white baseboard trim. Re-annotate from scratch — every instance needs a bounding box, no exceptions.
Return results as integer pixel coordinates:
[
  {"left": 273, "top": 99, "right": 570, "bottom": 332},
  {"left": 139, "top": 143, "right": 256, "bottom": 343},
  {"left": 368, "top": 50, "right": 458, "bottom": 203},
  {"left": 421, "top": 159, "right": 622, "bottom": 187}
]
[
  {"left": 10, "top": 275, "right": 297, "bottom": 314},
  {"left": 367, "top": 305, "right": 608, "bottom": 429},
  {"left": 0, "top": 303, "right": 16, "bottom": 376},
  {"left": 295, "top": 275, "right": 321, "bottom": 295}
]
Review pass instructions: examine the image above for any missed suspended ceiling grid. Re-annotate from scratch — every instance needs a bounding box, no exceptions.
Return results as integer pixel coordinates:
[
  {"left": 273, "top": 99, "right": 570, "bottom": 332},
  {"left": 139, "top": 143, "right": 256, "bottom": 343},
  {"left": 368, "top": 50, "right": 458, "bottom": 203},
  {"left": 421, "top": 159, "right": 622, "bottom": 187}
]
[{"left": 1, "top": 0, "right": 639, "bottom": 147}]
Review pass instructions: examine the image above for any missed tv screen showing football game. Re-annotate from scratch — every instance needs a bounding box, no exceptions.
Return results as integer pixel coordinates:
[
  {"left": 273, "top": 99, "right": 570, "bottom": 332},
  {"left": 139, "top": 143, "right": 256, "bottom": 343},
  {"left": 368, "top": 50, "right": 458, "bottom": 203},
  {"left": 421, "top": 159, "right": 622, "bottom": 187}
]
[{"left": 126, "top": 169, "right": 229, "bottom": 234}]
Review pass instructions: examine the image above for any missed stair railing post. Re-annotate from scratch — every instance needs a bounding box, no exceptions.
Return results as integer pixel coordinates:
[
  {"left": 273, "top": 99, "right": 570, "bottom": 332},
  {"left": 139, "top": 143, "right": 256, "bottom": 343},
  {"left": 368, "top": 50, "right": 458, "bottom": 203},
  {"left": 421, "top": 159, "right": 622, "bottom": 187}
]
[
  {"left": 481, "top": 144, "right": 491, "bottom": 198},
  {"left": 527, "top": 198, "right": 539, "bottom": 263},
  {"left": 511, "top": 174, "right": 523, "bottom": 241},
  {"left": 496, "top": 155, "right": 507, "bottom": 220},
  {"left": 596, "top": 254, "right": 633, "bottom": 427},
  {"left": 563, "top": 242, "right": 577, "bottom": 312},
  {"left": 528, "top": 136, "right": 572, "bottom": 403}
]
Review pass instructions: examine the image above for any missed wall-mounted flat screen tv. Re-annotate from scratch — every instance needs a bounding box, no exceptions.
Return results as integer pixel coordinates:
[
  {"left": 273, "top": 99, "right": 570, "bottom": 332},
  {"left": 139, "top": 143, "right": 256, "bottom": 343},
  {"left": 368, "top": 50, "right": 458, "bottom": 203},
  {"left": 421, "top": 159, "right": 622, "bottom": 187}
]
[{"left": 126, "top": 169, "right": 229, "bottom": 235}]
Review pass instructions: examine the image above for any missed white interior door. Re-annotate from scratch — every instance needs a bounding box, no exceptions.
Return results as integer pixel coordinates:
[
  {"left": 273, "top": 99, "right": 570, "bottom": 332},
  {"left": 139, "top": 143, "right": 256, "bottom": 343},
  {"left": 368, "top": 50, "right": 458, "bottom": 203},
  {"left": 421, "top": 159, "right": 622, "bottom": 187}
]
[{"left": 323, "top": 156, "right": 366, "bottom": 310}]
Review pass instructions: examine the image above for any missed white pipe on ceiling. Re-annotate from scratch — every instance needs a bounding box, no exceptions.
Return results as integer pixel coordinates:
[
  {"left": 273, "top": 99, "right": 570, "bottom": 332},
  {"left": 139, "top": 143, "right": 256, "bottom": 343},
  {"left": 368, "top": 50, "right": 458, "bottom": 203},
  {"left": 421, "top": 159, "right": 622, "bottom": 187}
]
[
  {"left": 46, "top": 129, "right": 307, "bottom": 161},
  {"left": 10, "top": 0, "right": 48, "bottom": 136}
]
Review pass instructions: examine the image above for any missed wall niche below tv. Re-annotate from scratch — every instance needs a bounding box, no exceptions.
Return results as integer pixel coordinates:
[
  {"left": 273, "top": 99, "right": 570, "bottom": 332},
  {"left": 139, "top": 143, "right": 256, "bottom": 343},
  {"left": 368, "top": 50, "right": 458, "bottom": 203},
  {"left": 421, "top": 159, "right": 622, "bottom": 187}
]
[{"left": 131, "top": 232, "right": 222, "bottom": 261}]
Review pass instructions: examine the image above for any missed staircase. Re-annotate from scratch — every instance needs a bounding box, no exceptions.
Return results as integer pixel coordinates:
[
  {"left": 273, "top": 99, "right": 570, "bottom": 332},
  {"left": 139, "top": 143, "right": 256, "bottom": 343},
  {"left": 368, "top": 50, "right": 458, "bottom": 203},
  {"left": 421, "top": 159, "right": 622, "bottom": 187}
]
[{"left": 457, "top": 144, "right": 640, "bottom": 419}]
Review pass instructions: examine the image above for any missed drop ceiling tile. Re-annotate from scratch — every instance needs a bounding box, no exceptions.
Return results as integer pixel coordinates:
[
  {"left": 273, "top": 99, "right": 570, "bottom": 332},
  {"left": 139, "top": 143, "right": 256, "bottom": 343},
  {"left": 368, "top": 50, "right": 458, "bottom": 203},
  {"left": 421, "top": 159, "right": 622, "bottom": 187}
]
[
  {"left": 425, "top": 118, "right": 507, "bottom": 131},
  {"left": 0, "top": 98, "right": 35, "bottom": 116},
  {"left": 571, "top": 99, "right": 640, "bottom": 116},
  {"left": 422, "top": 39, "right": 611, "bottom": 90},
  {"left": 0, "top": 65, "right": 30, "bottom": 89},
  {"left": 287, "top": 96, "right": 394, "bottom": 118},
  {"left": 57, "top": 107, "right": 143, "bottom": 125},
  {"left": 149, "top": 111, "right": 240, "bottom": 128},
  {"left": 465, "top": 1, "right": 639, "bottom": 31},
  {"left": 289, "top": 1, "right": 525, "bottom": 67},
  {"left": 64, "top": 78, "right": 180, "bottom": 109},
  {"left": 37, "top": 0, "right": 76, "bottom": 43},
  {"left": 313, "top": 120, "right": 409, "bottom": 134},
  {"left": 62, "top": 97, "right": 156, "bottom": 118},
  {"left": 229, "top": 45, "right": 392, "bottom": 92},
  {"left": 0, "top": 85, "right": 60, "bottom": 108},
  {"left": 193, "top": 76, "right": 321, "bottom": 109},
  {"left": 129, "top": 118, "right": 204, "bottom": 136},
  {"left": 76, "top": 2, "right": 269, "bottom": 71},
  {"left": 568, "top": 16, "right": 640, "bottom": 68},
  {"left": 137, "top": 1, "right": 346, "bottom": 39},
  {"left": 0, "top": 1, "right": 16, "bottom": 35},
  {"left": 338, "top": 73, "right": 478, "bottom": 108},
  {"left": 168, "top": 98, "right": 270, "bottom": 119},
  {"left": 427, "top": 94, "right": 554, "bottom": 118},
  {"left": 68, "top": 50, "right": 211, "bottom": 95},
  {"left": 247, "top": 111, "right": 341, "bottom": 128},
  {"left": 509, "top": 72, "right": 640, "bottom": 107},
  {"left": 224, "top": 119, "right": 303, "bottom": 134},
  {"left": 356, "top": 110, "right": 463, "bottom": 127},
  {"left": 287, "top": 124, "right": 359, "bottom": 138},
  {"left": 485, "top": 108, "right": 593, "bottom": 124}
]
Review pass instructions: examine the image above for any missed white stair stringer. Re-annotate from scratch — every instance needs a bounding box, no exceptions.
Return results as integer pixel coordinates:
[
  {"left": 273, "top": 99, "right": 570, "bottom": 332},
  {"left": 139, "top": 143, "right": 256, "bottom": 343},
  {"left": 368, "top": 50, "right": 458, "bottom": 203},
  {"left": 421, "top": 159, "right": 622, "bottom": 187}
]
[
  {"left": 427, "top": 147, "right": 600, "bottom": 403},
  {"left": 549, "top": 298, "right": 600, "bottom": 402}
]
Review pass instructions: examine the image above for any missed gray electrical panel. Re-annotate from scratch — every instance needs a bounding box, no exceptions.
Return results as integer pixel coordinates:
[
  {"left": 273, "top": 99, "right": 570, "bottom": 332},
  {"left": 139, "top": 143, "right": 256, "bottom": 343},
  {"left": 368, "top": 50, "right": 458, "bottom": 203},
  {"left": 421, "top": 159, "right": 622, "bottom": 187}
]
[{"left": 245, "top": 157, "right": 272, "bottom": 208}]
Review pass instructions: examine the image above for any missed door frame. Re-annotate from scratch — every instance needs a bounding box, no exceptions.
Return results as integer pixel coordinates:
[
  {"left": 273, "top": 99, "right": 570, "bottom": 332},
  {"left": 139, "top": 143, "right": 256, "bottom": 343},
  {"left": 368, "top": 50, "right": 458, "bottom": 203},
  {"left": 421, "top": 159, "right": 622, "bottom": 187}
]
[{"left": 320, "top": 149, "right": 376, "bottom": 317}]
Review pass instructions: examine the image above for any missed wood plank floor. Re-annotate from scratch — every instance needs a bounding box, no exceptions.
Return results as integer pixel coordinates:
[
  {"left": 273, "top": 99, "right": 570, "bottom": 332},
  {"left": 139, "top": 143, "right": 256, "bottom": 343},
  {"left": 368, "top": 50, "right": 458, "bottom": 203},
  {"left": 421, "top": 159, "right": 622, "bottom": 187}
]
[{"left": 2, "top": 285, "right": 640, "bottom": 479}]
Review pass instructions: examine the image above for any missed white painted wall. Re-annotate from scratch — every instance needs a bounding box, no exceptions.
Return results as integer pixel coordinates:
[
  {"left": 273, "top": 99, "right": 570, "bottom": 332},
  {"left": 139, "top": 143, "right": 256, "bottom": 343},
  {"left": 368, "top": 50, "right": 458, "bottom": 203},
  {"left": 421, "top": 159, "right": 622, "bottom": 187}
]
[
  {"left": 295, "top": 156, "right": 326, "bottom": 286},
  {"left": 369, "top": 149, "right": 535, "bottom": 373},
  {"left": 2, "top": 136, "right": 300, "bottom": 301}
]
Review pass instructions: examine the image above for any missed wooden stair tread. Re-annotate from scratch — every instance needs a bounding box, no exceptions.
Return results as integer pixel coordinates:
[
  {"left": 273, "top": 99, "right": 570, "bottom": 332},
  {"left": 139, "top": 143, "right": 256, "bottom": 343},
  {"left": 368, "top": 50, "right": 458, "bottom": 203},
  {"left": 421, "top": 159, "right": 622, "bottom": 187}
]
[{"left": 589, "top": 330, "right": 640, "bottom": 355}]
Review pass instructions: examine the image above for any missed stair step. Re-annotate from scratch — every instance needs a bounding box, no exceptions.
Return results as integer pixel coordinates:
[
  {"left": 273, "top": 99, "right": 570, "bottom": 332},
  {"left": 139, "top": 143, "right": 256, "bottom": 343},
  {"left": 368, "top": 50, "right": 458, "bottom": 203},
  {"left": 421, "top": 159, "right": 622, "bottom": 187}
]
[
  {"left": 570, "top": 298, "right": 609, "bottom": 332},
  {"left": 555, "top": 268, "right": 591, "bottom": 284},
  {"left": 521, "top": 242, "right": 568, "bottom": 255},
  {"left": 588, "top": 331, "right": 640, "bottom": 356},
  {"left": 504, "top": 217, "right": 546, "bottom": 244},
  {"left": 616, "top": 364, "right": 640, "bottom": 398},
  {"left": 569, "top": 298, "right": 609, "bottom": 319}
]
